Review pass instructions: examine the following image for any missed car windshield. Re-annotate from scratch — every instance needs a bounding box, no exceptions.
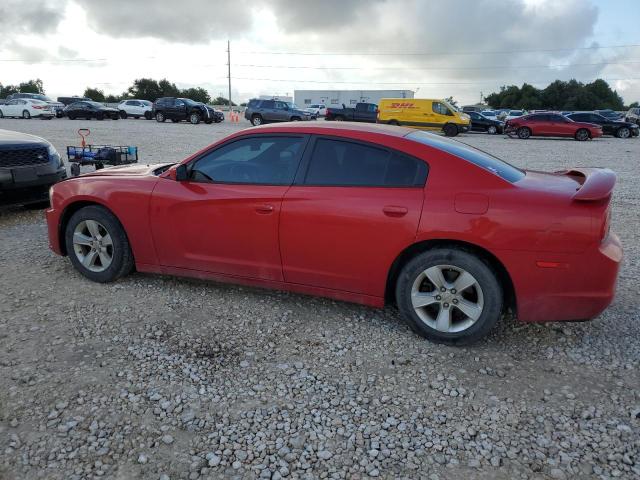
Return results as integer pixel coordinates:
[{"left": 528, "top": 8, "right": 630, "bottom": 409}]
[
  {"left": 286, "top": 102, "right": 299, "bottom": 109},
  {"left": 180, "top": 98, "right": 197, "bottom": 106},
  {"left": 406, "top": 130, "right": 525, "bottom": 183}
]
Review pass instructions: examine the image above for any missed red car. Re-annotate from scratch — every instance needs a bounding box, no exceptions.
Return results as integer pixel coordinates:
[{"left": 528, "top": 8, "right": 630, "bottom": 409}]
[
  {"left": 46, "top": 123, "right": 621, "bottom": 344},
  {"left": 505, "top": 112, "right": 603, "bottom": 140}
]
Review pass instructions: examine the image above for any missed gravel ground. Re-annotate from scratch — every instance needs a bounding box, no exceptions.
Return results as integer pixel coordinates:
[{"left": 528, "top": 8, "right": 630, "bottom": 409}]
[{"left": 0, "top": 117, "right": 638, "bottom": 480}]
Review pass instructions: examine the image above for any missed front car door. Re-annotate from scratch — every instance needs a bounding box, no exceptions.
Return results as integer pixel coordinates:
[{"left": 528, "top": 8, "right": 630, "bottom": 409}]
[
  {"left": 279, "top": 136, "right": 427, "bottom": 297},
  {"left": 4, "top": 100, "right": 19, "bottom": 116},
  {"left": 150, "top": 134, "right": 309, "bottom": 280},
  {"left": 273, "top": 101, "right": 289, "bottom": 121}
]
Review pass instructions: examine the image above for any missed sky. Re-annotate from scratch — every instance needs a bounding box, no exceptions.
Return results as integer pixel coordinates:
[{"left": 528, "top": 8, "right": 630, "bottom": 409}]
[{"left": 0, "top": 0, "right": 639, "bottom": 105}]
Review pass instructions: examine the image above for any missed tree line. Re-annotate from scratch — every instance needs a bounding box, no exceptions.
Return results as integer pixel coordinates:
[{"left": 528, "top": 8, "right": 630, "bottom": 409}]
[
  {"left": 485, "top": 79, "right": 638, "bottom": 111},
  {"left": 1, "top": 78, "right": 236, "bottom": 106}
]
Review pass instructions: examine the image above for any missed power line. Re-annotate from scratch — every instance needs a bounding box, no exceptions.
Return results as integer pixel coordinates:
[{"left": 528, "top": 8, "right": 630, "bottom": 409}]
[
  {"left": 236, "top": 43, "right": 640, "bottom": 57},
  {"left": 230, "top": 60, "right": 640, "bottom": 71}
]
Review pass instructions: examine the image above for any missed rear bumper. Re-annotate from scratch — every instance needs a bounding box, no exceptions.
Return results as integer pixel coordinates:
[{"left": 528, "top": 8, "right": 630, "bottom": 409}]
[{"left": 504, "top": 233, "right": 622, "bottom": 322}]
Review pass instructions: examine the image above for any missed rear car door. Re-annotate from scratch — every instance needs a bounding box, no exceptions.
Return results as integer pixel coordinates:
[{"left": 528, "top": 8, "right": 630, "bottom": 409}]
[
  {"left": 279, "top": 136, "right": 427, "bottom": 297},
  {"left": 150, "top": 134, "right": 309, "bottom": 280}
]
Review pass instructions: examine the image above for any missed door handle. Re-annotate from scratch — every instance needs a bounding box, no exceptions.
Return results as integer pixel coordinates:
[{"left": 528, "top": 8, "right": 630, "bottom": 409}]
[
  {"left": 383, "top": 205, "right": 408, "bottom": 217},
  {"left": 255, "top": 204, "right": 274, "bottom": 214}
]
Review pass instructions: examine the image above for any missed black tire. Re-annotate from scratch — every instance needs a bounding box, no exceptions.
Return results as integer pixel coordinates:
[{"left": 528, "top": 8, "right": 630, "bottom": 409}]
[
  {"left": 517, "top": 127, "right": 531, "bottom": 139},
  {"left": 205, "top": 119, "right": 213, "bottom": 124},
  {"left": 22, "top": 110, "right": 31, "bottom": 119},
  {"left": 443, "top": 123, "right": 458, "bottom": 137},
  {"left": 574, "top": 128, "right": 590, "bottom": 141},
  {"left": 134, "top": 116, "right": 140, "bottom": 119},
  {"left": 616, "top": 127, "right": 631, "bottom": 139},
  {"left": 388, "top": 120, "right": 400, "bottom": 126},
  {"left": 189, "top": 112, "right": 201, "bottom": 124},
  {"left": 65, "top": 205, "right": 134, "bottom": 283},
  {"left": 68, "top": 114, "right": 76, "bottom": 120},
  {"left": 0, "top": 110, "right": 3, "bottom": 118},
  {"left": 96, "top": 113, "right": 104, "bottom": 121},
  {"left": 70, "top": 163, "right": 81, "bottom": 176},
  {"left": 395, "top": 248, "right": 503, "bottom": 345},
  {"left": 487, "top": 125, "right": 498, "bottom": 134},
  {"left": 119, "top": 110, "right": 127, "bottom": 119},
  {"left": 290, "top": 116, "right": 301, "bottom": 121},
  {"left": 333, "top": 115, "right": 345, "bottom": 122},
  {"left": 144, "top": 111, "right": 152, "bottom": 120},
  {"left": 251, "top": 114, "right": 263, "bottom": 126},
  {"left": 156, "top": 112, "right": 165, "bottom": 122}
]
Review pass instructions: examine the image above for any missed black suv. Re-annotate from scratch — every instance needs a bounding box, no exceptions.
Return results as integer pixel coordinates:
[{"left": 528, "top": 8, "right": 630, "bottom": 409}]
[
  {"left": 153, "top": 97, "right": 220, "bottom": 124},
  {"left": 0, "top": 129, "right": 66, "bottom": 205},
  {"left": 244, "top": 99, "right": 312, "bottom": 126}
]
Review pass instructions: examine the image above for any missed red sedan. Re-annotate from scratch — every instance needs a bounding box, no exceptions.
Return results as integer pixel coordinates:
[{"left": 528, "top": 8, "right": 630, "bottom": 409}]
[
  {"left": 46, "top": 123, "right": 621, "bottom": 344},
  {"left": 505, "top": 112, "right": 603, "bottom": 140}
]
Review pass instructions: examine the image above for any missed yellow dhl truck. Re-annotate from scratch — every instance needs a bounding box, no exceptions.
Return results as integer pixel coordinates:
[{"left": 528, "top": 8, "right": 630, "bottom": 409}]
[{"left": 377, "top": 98, "right": 471, "bottom": 136}]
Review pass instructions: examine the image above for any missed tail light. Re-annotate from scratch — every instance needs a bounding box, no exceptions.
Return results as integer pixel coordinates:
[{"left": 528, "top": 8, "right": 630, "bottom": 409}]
[{"left": 33, "top": 105, "right": 44, "bottom": 109}]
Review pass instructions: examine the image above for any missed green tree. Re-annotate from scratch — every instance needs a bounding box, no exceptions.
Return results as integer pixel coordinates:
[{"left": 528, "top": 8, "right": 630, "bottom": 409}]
[
  {"left": 180, "top": 87, "right": 211, "bottom": 104},
  {"left": 127, "top": 78, "right": 163, "bottom": 101},
  {"left": 83, "top": 87, "right": 106, "bottom": 102},
  {"left": 628, "top": 101, "right": 639, "bottom": 109},
  {"left": 158, "top": 78, "right": 180, "bottom": 98},
  {"left": 212, "top": 96, "right": 236, "bottom": 106},
  {"left": 18, "top": 79, "right": 44, "bottom": 94},
  {"left": 0, "top": 83, "right": 19, "bottom": 98}
]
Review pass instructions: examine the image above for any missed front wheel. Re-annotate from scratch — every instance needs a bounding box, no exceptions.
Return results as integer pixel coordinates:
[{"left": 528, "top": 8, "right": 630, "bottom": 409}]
[
  {"left": 189, "top": 112, "right": 201, "bottom": 124},
  {"left": 443, "top": 123, "right": 458, "bottom": 137},
  {"left": 251, "top": 115, "right": 263, "bottom": 126},
  {"left": 575, "top": 128, "right": 590, "bottom": 141},
  {"left": 396, "top": 249, "right": 503, "bottom": 345},
  {"left": 65, "top": 206, "right": 134, "bottom": 283},
  {"left": 616, "top": 127, "right": 630, "bottom": 139},
  {"left": 517, "top": 127, "right": 531, "bottom": 139}
]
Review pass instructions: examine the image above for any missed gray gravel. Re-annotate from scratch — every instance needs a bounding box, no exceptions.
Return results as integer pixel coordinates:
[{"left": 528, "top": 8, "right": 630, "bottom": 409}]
[{"left": 0, "top": 117, "right": 638, "bottom": 479}]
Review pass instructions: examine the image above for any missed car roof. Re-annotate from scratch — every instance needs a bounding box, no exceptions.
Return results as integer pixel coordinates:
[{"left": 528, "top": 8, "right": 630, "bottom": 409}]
[{"left": 246, "top": 121, "right": 414, "bottom": 138}]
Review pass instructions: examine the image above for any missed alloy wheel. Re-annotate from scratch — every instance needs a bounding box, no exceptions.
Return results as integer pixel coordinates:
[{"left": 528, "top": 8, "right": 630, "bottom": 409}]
[
  {"left": 72, "top": 220, "right": 114, "bottom": 273},
  {"left": 410, "top": 265, "right": 484, "bottom": 333}
]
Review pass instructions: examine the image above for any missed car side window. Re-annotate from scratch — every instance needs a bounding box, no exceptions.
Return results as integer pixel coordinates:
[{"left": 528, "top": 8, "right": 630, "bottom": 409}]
[
  {"left": 274, "top": 101, "right": 287, "bottom": 110},
  {"left": 304, "top": 138, "right": 427, "bottom": 187},
  {"left": 175, "top": 100, "right": 184, "bottom": 107},
  {"left": 190, "top": 136, "right": 305, "bottom": 185},
  {"left": 433, "top": 102, "right": 453, "bottom": 116},
  {"left": 262, "top": 100, "right": 274, "bottom": 109}
]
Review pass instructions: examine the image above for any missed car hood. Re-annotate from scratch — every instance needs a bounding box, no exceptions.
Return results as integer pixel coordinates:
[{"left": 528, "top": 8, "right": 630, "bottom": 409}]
[
  {"left": 0, "top": 129, "right": 50, "bottom": 147},
  {"left": 79, "top": 162, "right": 175, "bottom": 178}
]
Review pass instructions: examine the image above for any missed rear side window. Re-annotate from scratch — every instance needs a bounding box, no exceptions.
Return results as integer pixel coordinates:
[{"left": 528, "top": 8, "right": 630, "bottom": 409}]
[
  {"left": 304, "top": 138, "right": 427, "bottom": 187},
  {"left": 262, "top": 100, "right": 275, "bottom": 108},
  {"left": 406, "top": 130, "right": 524, "bottom": 183}
]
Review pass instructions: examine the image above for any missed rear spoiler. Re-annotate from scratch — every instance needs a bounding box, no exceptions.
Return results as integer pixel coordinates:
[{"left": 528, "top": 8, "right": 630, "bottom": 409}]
[{"left": 558, "top": 168, "right": 616, "bottom": 201}]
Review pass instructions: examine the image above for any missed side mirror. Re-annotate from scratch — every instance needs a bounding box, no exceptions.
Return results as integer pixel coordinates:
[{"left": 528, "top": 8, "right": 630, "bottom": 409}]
[{"left": 175, "top": 164, "right": 189, "bottom": 181}]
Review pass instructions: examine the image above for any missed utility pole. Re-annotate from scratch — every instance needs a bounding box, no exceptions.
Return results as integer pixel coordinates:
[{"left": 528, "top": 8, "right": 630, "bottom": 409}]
[{"left": 227, "top": 40, "right": 232, "bottom": 111}]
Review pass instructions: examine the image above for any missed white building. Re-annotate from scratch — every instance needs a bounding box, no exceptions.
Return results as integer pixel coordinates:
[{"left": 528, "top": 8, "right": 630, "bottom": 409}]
[
  {"left": 294, "top": 90, "right": 414, "bottom": 108},
  {"left": 259, "top": 95, "right": 293, "bottom": 103}
]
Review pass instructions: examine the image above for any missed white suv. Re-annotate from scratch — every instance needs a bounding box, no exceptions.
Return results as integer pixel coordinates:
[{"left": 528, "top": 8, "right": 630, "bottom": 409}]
[
  {"left": 0, "top": 99, "right": 55, "bottom": 119},
  {"left": 305, "top": 104, "right": 327, "bottom": 116},
  {"left": 117, "top": 99, "right": 153, "bottom": 119}
]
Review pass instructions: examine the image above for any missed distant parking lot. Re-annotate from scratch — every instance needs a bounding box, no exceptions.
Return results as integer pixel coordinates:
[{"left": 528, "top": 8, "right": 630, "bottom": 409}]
[{"left": 1, "top": 117, "right": 639, "bottom": 479}]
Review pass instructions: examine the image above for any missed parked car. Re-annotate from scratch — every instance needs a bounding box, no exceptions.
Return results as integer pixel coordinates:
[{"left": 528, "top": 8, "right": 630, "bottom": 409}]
[
  {"left": 244, "top": 99, "right": 312, "bottom": 126},
  {"left": 0, "top": 99, "right": 55, "bottom": 119},
  {"left": 44, "top": 122, "right": 622, "bottom": 345},
  {"left": 566, "top": 112, "right": 639, "bottom": 138},
  {"left": 467, "top": 111, "right": 504, "bottom": 134},
  {"left": 118, "top": 99, "right": 153, "bottom": 119},
  {"left": 6, "top": 93, "right": 65, "bottom": 117},
  {"left": 63, "top": 101, "right": 120, "bottom": 120},
  {"left": 377, "top": 98, "right": 470, "bottom": 136},
  {"left": 153, "top": 97, "right": 220, "bottom": 124},
  {"left": 505, "top": 113, "right": 602, "bottom": 140},
  {"left": 505, "top": 110, "right": 525, "bottom": 121},
  {"left": 625, "top": 107, "right": 640, "bottom": 126},
  {"left": 324, "top": 103, "right": 378, "bottom": 123},
  {"left": 0, "top": 129, "right": 66, "bottom": 205},
  {"left": 305, "top": 104, "right": 327, "bottom": 117},
  {"left": 480, "top": 110, "right": 497, "bottom": 119},
  {"left": 595, "top": 109, "right": 623, "bottom": 121},
  {"left": 206, "top": 106, "right": 225, "bottom": 123}
]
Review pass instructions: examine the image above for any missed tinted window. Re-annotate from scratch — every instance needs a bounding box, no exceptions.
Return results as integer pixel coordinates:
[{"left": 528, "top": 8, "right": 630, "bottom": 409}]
[
  {"left": 406, "top": 130, "right": 524, "bottom": 183},
  {"left": 568, "top": 113, "right": 588, "bottom": 122},
  {"left": 191, "top": 136, "right": 304, "bottom": 185},
  {"left": 304, "top": 138, "right": 427, "bottom": 187},
  {"left": 549, "top": 114, "right": 568, "bottom": 122},
  {"left": 261, "top": 100, "right": 275, "bottom": 109}
]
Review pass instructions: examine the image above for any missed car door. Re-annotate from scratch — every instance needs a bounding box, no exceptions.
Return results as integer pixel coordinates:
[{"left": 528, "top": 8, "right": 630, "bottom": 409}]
[
  {"left": 4, "top": 100, "right": 18, "bottom": 116},
  {"left": 468, "top": 112, "right": 482, "bottom": 131},
  {"left": 150, "top": 134, "right": 309, "bottom": 280},
  {"left": 279, "top": 136, "right": 427, "bottom": 297},
  {"left": 549, "top": 114, "right": 573, "bottom": 136},
  {"left": 273, "top": 101, "right": 289, "bottom": 121}
]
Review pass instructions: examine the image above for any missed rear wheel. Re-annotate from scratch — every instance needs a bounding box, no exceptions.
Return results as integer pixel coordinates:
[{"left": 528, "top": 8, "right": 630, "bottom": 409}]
[
  {"left": 333, "top": 115, "right": 345, "bottom": 121},
  {"left": 251, "top": 114, "right": 263, "bottom": 126},
  {"left": 443, "top": 123, "right": 458, "bottom": 137},
  {"left": 517, "top": 127, "right": 531, "bottom": 139},
  {"left": 396, "top": 248, "right": 503, "bottom": 345},
  {"left": 65, "top": 206, "right": 134, "bottom": 283},
  {"left": 144, "top": 111, "right": 152, "bottom": 120},
  {"left": 388, "top": 120, "right": 400, "bottom": 126},
  {"left": 575, "top": 128, "right": 590, "bottom": 141},
  {"left": 0, "top": 110, "right": 4, "bottom": 118},
  {"left": 616, "top": 127, "right": 630, "bottom": 139},
  {"left": 22, "top": 110, "right": 31, "bottom": 119},
  {"left": 156, "top": 112, "right": 165, "bottom": 122}
]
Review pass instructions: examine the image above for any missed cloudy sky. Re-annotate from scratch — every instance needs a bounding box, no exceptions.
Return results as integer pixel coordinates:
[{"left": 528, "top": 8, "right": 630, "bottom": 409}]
[{"left": 1, "top": 0, "right": 639, "bottom": 104}]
